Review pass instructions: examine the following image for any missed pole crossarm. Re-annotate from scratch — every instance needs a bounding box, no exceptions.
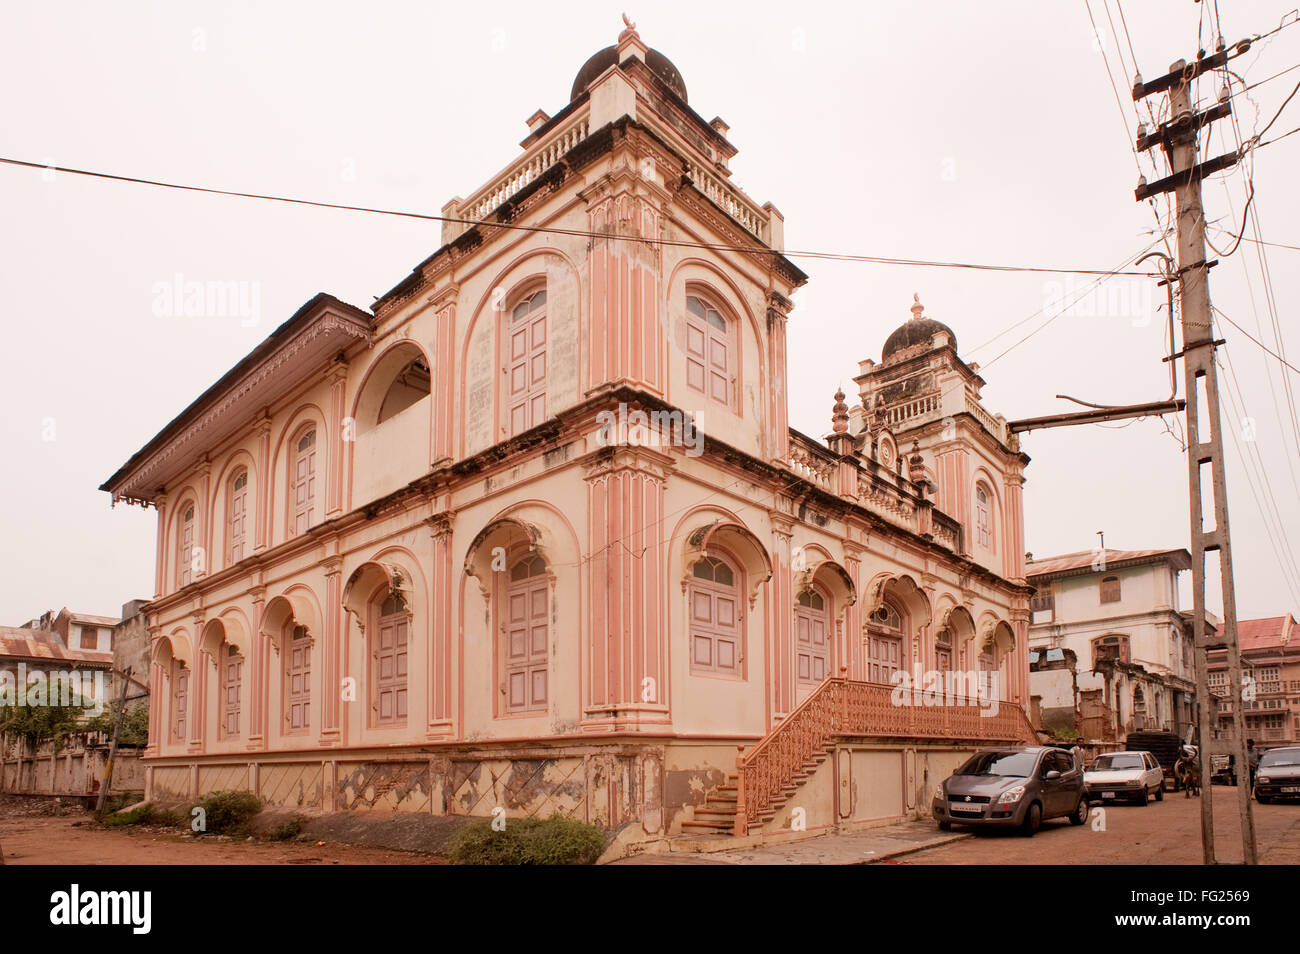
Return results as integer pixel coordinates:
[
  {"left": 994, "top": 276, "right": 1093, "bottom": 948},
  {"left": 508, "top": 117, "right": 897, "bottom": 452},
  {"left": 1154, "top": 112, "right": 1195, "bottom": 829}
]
[{"left": 1008, "top": 400, "right": 1185, "bottom": 433}]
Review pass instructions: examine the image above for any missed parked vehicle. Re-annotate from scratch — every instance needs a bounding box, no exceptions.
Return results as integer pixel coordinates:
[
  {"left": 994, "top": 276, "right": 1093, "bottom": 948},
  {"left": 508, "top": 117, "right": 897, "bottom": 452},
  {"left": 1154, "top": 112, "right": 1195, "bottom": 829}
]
[
  {"left": 1125, "top": 731, "right": 1183, "bottom": 791},
  {"left": 1210, "top": 753, "right": 1237, "bottom": 786},
  {"left": 932, "top": 746, "right": 1088, "bottom": 837},
  {"left": 1254, "top": 746, "right": 1300, "bottom": 803},
  {"left": 1084, "top": 751, "right": 1165, "bottom": 805}
]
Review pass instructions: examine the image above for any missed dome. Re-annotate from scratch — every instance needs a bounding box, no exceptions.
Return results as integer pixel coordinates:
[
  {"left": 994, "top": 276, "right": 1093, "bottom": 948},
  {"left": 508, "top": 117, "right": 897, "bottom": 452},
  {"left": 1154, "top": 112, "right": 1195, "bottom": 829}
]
[
  {"left": 882, "top": 296, "right": 957, "bottom": 362},
  {"left": 570, "top": 45, "right": 688, "bottom": 103}
]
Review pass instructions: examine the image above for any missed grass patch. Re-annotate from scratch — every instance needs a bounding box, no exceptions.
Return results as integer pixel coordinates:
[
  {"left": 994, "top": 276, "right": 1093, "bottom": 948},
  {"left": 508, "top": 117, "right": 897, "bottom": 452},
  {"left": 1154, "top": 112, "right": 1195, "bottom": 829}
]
[
  {"left": 189, "top": 790, "right": 262, "bottom": 836},
  {"left": 448, "top": 815, "right": 607, "bottom": 865},
  {"left": 101, "top": 803, "right": 185, "bottom": 829},
  {"left": 267, "top": 814, "right": 308, "bottom": 842}
]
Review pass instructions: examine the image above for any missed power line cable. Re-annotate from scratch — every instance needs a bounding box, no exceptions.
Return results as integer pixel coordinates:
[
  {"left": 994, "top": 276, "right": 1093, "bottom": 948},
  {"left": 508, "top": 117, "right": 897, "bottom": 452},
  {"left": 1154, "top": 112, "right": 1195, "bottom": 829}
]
[{"left": 0, "top": 155, "right": 1154, "bottom": 278}]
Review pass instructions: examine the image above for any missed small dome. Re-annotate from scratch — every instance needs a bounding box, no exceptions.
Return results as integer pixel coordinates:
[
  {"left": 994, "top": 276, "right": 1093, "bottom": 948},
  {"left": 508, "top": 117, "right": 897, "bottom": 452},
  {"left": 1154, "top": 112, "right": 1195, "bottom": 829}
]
[
  {"left": 881, "top": 295, "right": 957, "bottom": 361},
  {"left": 570, "top": 45, "right": 688, "bottom": 103}
]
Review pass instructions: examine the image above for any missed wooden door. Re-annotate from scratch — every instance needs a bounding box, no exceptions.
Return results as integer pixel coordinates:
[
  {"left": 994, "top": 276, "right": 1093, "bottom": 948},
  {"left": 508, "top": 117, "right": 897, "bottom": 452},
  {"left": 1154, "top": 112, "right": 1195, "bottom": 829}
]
[
  {"left": 293, "top": 431, "right": 316, "bottom": 535},
  {"left": 286, "top": 633, "right": 311, "bottom": 733},
  {"left": 229, "top": 473, "right": 248, "bottom": 562},
  {"left": 867, "top": 633, "right": 902, "bottom": 684},
  {"left": 505, "top": 556, "right": 548, "bottom": 711},
  {"left": 223, "top": 653, "right": 242, "bottom": 737},
  {"left": 689, "top": 557, "right": 741, "bottom": 675},
  {"left": 173, "top": 666, "right": 189, "bottom": 741},
  {"left": 507, "top": 297, "right": 547, "bottom": 437},
  {"left": 375, "top": 612, "right": 409, "bottom": 723},
  {"left": 685, "top": 296, "right": 730, "bottom": 407},
  {"left": 796, "top": 590, "right": 831, "bottom": 689}
]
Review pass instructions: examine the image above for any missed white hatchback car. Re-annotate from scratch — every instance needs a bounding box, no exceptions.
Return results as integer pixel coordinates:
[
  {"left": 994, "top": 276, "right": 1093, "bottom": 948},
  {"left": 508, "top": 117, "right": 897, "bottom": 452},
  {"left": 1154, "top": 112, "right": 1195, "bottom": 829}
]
[{"left": 1084, "top": 751, "right": 1165, "bottom": 805}]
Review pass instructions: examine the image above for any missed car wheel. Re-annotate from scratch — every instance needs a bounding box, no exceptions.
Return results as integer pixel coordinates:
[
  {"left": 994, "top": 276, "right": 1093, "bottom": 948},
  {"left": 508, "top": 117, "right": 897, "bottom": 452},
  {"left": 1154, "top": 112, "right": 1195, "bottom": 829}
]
[
  {"left": 938, "top": 820, "right": 952, "bottom": 831},
  {"left": 1256, "top": 794, "right": 1271, "bottom": 804},
  {"left": 1020, "top": 802, "right": 1042, "bottom": 837},
  {"left": 1138, "top": 786, "right": 1149, "bottom": 806},
  {"left": 1070, "top": 795, "right": 1088, "bottom": 826},
  {"left": 1156, "top": 783, "right": 1164, "bottom": 802}
]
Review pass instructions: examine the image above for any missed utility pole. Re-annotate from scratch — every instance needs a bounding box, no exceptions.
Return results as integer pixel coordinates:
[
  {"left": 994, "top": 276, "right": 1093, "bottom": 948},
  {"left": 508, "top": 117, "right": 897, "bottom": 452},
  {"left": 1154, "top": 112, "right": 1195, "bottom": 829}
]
[
  {"left": 1133, "top": 41, "right": 1258, "bottom": 865},
  {"left": 94, "top": 666, "right": 132, "bottom": 819}
]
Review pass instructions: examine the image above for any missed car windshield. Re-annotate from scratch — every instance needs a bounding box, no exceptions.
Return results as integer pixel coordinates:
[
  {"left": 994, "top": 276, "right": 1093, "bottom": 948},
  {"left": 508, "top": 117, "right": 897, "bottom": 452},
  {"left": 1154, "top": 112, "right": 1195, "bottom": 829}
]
[
  {"left": 1092, "top": 754, "right": 1144, "bottom": 771},
  {"left": 1260, "top": 749, "right": 1300, "bottom": 768},
  {"left": 956, "top": 751, "right": 1039, "bottom": 778}
]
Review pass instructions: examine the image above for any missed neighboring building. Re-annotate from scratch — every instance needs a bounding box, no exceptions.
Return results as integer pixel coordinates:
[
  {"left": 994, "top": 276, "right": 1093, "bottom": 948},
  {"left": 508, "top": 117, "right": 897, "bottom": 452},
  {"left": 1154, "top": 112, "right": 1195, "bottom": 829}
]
[
  {"left": 112, "top": 599, "right": 152, "bottom": 708},
  {"left": 22, "top": 608, "right": 119, "bottom": 655},
  {"left": 1026, "top": 548, "right": 1197, "bottom": 740},
  {"left": 1210, "top": 614, "right": 1300, "bottom": 746},
  {"left": 0, "top": 626, "right": 112, "bottom": 709},
  {"left": 100, "top": 22, "right": 1034, "bottom": 849}
]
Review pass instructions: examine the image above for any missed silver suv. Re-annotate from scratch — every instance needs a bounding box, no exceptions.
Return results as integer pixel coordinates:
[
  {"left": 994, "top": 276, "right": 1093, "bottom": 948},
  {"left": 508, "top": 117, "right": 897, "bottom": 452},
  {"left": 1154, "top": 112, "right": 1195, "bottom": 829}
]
[{"left": 933, "top": 746, "right": 1088, "bottom": 836}]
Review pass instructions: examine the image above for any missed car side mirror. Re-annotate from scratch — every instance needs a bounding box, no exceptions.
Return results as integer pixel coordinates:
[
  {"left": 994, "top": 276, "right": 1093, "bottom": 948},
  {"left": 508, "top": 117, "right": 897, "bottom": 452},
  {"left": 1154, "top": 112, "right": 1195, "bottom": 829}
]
[{"left": 1044, "top": 770, "right": 1062, "bottom": 780}]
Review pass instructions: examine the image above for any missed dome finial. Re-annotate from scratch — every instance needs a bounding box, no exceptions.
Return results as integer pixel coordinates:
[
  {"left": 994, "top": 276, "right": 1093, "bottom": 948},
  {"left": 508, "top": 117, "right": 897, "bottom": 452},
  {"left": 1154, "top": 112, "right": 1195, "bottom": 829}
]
[
  {"left": 620, "top": 12, "right": 639, "bottom": 41},
  {"left": 832, "top": 387, "right": 849, "bottom": 434},
  {"left": 910, "top": 293, "right": 924, "bottom": 320}
]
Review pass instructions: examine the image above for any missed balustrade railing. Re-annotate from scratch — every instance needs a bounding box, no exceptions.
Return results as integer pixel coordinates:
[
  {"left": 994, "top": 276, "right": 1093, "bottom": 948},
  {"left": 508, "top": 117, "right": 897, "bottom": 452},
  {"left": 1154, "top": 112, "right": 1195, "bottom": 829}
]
[
  {"left": 683, "top": 158, "right": 769, "bottom": 244},
  {"left": 450, "top": 115, "right": 592, "bottom": 239},
  {"left": 787, "top": 433, "right": 837, "bottom": 488},
  {"left": 888, "top": 394, "right": 940, "bottom": 427},
  {"left": 734, "top": 678, "right": 1036, "bottom": 834}
]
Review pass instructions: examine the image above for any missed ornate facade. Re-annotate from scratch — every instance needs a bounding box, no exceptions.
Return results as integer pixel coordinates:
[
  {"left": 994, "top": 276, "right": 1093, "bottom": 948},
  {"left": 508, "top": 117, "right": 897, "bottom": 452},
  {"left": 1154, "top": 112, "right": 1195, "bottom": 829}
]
[{"left": 101, "top": 23, "right": 1034, "bottom": 852}]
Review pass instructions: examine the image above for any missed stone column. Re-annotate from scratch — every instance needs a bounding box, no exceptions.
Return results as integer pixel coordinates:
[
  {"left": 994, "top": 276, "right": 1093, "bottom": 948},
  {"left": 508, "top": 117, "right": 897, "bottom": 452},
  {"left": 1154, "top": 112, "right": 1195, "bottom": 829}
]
[
  {"left": 426, "top": 513, "right": 455, "bottom": 737},
  {"left": 583, "top": 163, "right": 666, "bottom": 397},
  {"left": 153, "top": 494, "right": 167, "bottom": 599},
  {"left": 767, "top": 294, "right": 792, "bottom": 465},
  {"left": 248, "top": 586, "right": 267, "bottom": 750},
  {"left": 253, "top": 412, "right": 272, "bottom": 553},
  {"left": 582, "top": 447, "right": 670, "bottom": 728},
  {"left": 843, "top": 539, "right": 867, "bottom": 682},
  {"left": 320, "top": 557, "right": 343, "bottom": 745},
  {"left": 770, "top": 515, "right": 795, "bottom": 719},
  {"left": 429, "top": 287, "right": 459, "bottom": 467},
  {"left": 326, "top": 363, "right": 347, "bottom": 518}
]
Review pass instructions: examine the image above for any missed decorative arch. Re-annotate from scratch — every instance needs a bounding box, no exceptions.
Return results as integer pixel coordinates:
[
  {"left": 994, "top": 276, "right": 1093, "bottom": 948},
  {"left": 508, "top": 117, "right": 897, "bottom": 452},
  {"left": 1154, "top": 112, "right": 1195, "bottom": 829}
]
[
  {"left": 666, "top": 258, "right": 767, "bottom": 386},
  {"left": 862, "top": 572, "right": 932, "bottom": 630},
  {"left": 208, "top": 450, "right": 257, "bottom": 566},
  {"left": 458, "top": 247, "right": 582, "bottom": 457},
  {"left": 463, "top": 515, "right": 551, "bottom": 601},
  {"left": 153, "top": 629, "right": 193, "bottom": 669},
  {"left": 260, "top": 590, "right": 321, "bottom": 652},
  {"left": 267, "top": 403, "right": 328, "bottom": 542},
  {"left": 351, "top": 339, "right": 433, "bottom": 431},
  {"left": 793, "top": 557, "right": 856, "bottom": 618},
  {"left": 342, "top": 560, "right": 410, "bottom": 632},
  {"left": 684, "top": 518, "right": 772, "bottom": 606}
]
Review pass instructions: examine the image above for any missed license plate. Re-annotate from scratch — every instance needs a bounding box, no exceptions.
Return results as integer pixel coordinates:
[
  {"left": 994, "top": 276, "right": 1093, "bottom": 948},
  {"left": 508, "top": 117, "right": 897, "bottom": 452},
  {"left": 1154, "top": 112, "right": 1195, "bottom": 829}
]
[
  {"left": 1101, "top": 791, "right": 1116, "bottom": 799},
  {"left": 1282, "top": 786, "right": 1300, "bottom": 793}
]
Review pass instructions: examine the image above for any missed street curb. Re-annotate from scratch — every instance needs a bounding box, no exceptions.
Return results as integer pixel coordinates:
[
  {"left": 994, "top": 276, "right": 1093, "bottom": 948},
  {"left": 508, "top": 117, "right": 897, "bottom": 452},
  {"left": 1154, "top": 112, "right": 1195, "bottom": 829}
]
[{"left": 859, "top": 831, "right": 973, "bottom": 864}]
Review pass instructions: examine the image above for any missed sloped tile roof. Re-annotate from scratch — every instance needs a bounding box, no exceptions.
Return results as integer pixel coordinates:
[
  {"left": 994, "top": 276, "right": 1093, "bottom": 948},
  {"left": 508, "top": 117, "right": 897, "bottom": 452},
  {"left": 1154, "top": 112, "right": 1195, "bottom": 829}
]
[
  {"left": 1026, "top": 547, "right": 1191, "bottom": 578},
  {"left": 0, "top": 627, "right": 113, "bottom": 666}
]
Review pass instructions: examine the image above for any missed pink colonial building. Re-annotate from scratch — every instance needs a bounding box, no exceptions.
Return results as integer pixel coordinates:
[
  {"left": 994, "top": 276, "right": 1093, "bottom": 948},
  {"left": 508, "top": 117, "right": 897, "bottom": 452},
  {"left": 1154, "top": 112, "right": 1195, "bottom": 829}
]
[{"left": 101, "top": 22, "right": 1034, "bottom": 851}]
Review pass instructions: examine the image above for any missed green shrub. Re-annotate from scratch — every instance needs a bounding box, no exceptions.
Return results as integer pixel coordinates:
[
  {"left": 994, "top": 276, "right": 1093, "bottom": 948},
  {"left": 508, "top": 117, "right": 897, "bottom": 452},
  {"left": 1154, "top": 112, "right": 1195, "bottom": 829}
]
[
  {"left": 449, "top": 815, "right": 607, "bottom": 865},
  {"left": 267, "top": 815, "right": 308, "bottom": 842},
  {"left": 190, "top": 790, "right": 262, "bottom": 836},
  {"left": 101, "top": 803, "right": 183, "bottom": 828}
]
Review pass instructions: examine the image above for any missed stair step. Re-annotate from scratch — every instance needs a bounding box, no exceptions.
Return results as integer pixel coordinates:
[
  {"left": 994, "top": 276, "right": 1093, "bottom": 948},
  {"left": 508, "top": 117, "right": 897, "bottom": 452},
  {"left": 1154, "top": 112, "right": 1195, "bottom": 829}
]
[{"left": 681, "top": 820, "right": 734, "bottom": 832}]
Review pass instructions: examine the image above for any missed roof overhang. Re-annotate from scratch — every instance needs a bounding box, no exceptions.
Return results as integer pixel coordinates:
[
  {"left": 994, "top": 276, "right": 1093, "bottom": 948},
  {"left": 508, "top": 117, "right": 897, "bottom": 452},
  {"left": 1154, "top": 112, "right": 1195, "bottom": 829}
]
[{"left": 100, "top": 293, "right": 373, "bottom": 506}]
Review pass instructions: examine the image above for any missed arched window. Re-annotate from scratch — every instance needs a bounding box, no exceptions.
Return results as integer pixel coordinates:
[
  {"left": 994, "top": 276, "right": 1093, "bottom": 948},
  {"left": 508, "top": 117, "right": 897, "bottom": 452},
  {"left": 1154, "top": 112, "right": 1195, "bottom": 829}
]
[
  {"left": 503, "top": 553, "right": 549, "bottom": 711},
  {"left": 689, "top": 555, "right": 743, "bottom": 676},
  {"left": 373, "top": 592, "right": 409, "bottom": 725},
  {"left": 866, "top": 602, "right": 904, "bottom": 684},
  {"left": 291, "top": 429, "right": 317, "bottom": 536},
  {"left": 685, "top": 294, "right": 732, "bottom": 408},
  {"left": 795, "top": 587, "right": 831, "bottom": 687},
  {"left": 377, "top": 357, "right": 431, "bottom": 424},
  {"left": 172, "top": 660, "right": 189, "bottom": 742},
  {"left": 936, "top": 626, "right": 953, "bottom": 672},
  {"left": 284, "top": 624, "right": 311, "bottom": 734},
  {"left": 975, "top": 483, "right": 993, "bottom": 550},
  {"left": 228, "top": 470, "right": 249, "bottom": 563},
  {"left": 222, "top": 644, "right": 243, "bottom": 739},
  {"left": 178, "top": 505, "right": 195, "bottom": 587},
  {"left": 505, "top": 289, "right": 547, "bottom": 437},
  {"left": 1100, "top": 575, "right": 1121, "bottom": 603}
]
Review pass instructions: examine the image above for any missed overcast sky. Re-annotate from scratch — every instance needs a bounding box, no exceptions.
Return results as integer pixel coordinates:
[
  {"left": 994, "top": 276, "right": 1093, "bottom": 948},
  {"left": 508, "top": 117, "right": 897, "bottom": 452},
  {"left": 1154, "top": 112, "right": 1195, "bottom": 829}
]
[{"left": 2, "top": 1, "right": 1298, "bottom": 624}]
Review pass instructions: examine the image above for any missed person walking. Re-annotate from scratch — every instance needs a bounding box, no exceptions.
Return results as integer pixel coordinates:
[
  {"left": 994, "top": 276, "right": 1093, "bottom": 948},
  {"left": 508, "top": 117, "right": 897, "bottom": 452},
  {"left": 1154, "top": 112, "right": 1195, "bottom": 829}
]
[{"left": 1247, "top": 738, "right": 1260, "bottom": 790}]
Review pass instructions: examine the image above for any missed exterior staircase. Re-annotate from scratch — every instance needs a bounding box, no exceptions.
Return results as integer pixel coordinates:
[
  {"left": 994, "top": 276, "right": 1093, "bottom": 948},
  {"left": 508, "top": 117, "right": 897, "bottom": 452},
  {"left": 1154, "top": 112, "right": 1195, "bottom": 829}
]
[
  {"left": 680, "top": 743, "right": 835, "bottom": 835},
  {"left": 682, "top": 677, "right": 1038, "bottom": 838}
]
